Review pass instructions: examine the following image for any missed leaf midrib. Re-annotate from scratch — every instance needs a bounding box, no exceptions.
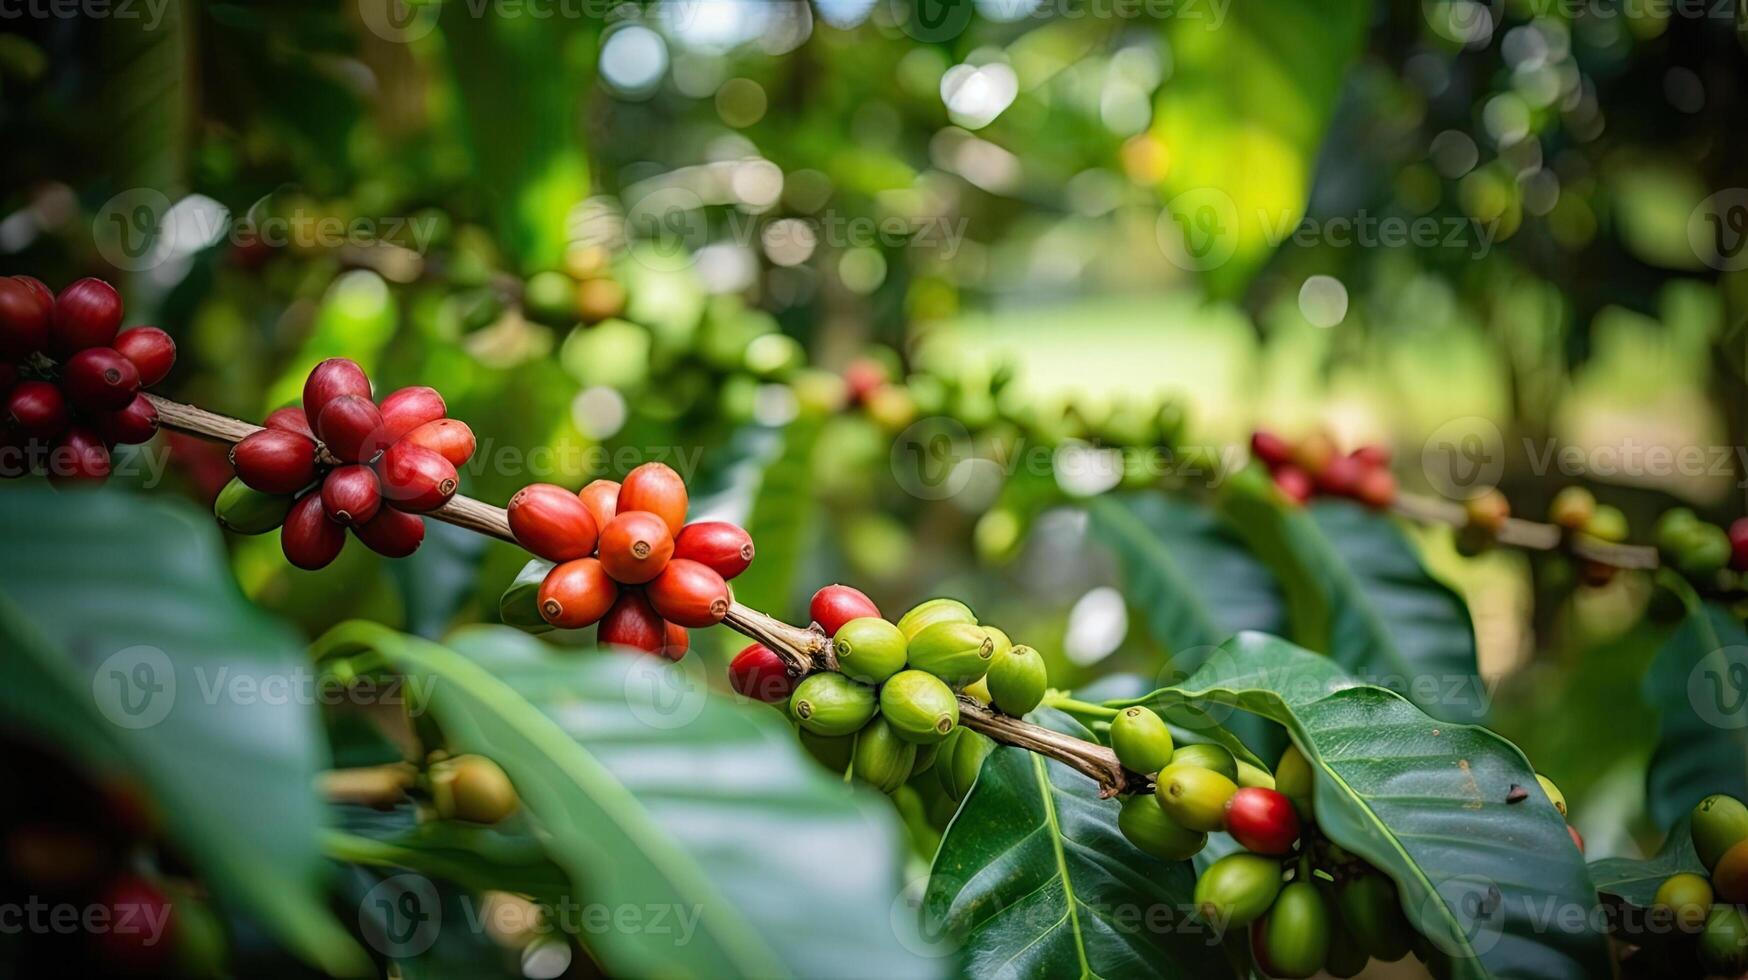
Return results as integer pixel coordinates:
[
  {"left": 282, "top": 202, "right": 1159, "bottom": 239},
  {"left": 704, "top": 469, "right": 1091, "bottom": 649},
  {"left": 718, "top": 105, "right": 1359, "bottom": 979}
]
[{"left": 1032, "top": 752, "right": 1094, "bottom": 980}]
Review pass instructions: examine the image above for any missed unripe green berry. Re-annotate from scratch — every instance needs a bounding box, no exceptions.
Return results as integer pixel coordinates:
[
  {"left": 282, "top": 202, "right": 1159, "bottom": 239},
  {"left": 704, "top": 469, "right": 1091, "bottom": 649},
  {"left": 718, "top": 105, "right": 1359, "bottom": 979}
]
[
  {"left": 1274, "top": 744, "right": 1314, "bottom": 817},
  {"left": 895, "top": 597, "right": 976, "bottom": 641},
  {"left": 1534, "top": 773, "right": 1566, "bottom": 817},
  {"left": 1155, "top": 763, "right": 1237, "bottom": 832},
  {"left": 833, "top": 617, "right": 907, "bottom": 684},
  {"left": 1655, "top": 507, "right": 1703, "bottom": 554},
  {"left": 910, "top": 739, "right": 942, "bottom": 778},
  {"left": 1257, "top": 881, "right": 1331, "bottom": 978},
  {"left": 981, "top": 624, "right": 1013, "bottom": 660},
  {"left": 1547, "top": 486, "right": 1595, "bottom": 532},
  {"left": 1585, "top": 504, "right": 1628, "bottom": 543},
  {"left": 1109, "top": 706, "right": 1174, "bottom": 774},
  {"left": 1336, "top": 873, "right": 1412, "bottom": 962},
  {"left": 1691, "top": 793, "right": 1748, "bottom": 871},
  {"left": 1653, "top": 872, "right": 1712, "bottom": 932},
  {"left": 1701, "top": 903, "right": 1748, "bottom": 975},
  {"left": 938, "top": 728, "right": 993, "bottom": 801},
  {"left": 1676, "top": 523, "right": 1732, "bottom": 577},
  {"left": 1171, "top": 742, "right": 1238, "bottom": 781},
  {"left": 1192, "top": 852, "right": 1282, "bottom": 927},
  {"left": 880, "top": 669, "right": 960, "bottom": 744},
  {"left": 852, "top": 717, "right": 916, "bottom": 794},
  {"left": 790, "top": 672, "right": 877, "bottom": 736},
  {"left": 1117, "top": 793, "right": 1205, "bottom": 861},
  {"left": 213, "top": 477, "right": 293, "bottom": 535},
  {"left": 799, "top": 729, "right": 854, "bottom": 774},
  {"left": 985, "top": 644, "right": 1047, "bottom": 716},
  {"left": 430, "top": 755, "right": 519, "bottom": 824},
  {"left": 906, "top": 621, "right": 996, "bottom": 687}
]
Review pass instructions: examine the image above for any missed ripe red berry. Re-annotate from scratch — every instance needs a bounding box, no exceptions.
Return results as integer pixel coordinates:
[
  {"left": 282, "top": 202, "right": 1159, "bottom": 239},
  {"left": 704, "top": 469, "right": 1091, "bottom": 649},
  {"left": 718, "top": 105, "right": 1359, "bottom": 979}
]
[
  {"left": 598, "top": 590, "right": 668, "bottom": 655},
  {"left": 1350, "top": 444, "right": 1391, "bottom": 468},
  {"left": 537, "top": 557, "right": 618, "bottom": 628},
  {"left": 1729, "top": 518, "right": 1748, "bottom": 572},
  {"left": 230, "top": 429, "right": 319, "bottom": 494},
  {"left": 598, "top": 511, "right": 675, "bottom": 584},
  {"left": 617, "top": 462, "right": 688, "bottom": 536},
  {"left": 1568, "top": 824, "right": 1584, "bottom": 854},
  {"left": 399, "top": 418, "right": 475, "bottom": 466},
  {"left": 1223, "top": 787, "right": 1301, "bottom": 855},
  {"left": 282, "top": 491, "right": 345, "bottom": 570},
  {"left": 95, "top": 394, "right": 159, "bottom": 446},
  {"left": 809, "top": 584, "right": 881, "bottom": 637},
  {"left": 728, "top": 643, "right": 796, "bottom": 702},
  {"left": 1315, "top": 453, "right": 1365, "bottom": 498},
  {"left": 662, "top": 621, "right": 690, "bottom": 661},
  {"left": 1249, "top": 430, "right": 1293, "bottom": 469},
  {"left": 264, "top": 405, "right": 315, "bottom": 438},
  {"left": 320, "top": 464, "right": 382, "bottom": 526},
  {"left": 47, "top": 426, "right": 110, "bottom": 486},
  {"left": 353, "top": 505, "right": 426, "bottom": 558},
  {"left": 1354, "top": 467, "right": 1397, "bottom": 510},
  {"left": 672, "top": 521, "right": 755, "bottom": 580},
  {"left": 646, "top": 558, "right": 730, "bottom": 628},
  {"left": 376, "top": 385, "right": 447, "bottom": 443},
  {"left": 843, "top": 357, "right": 888, "bottom": 404},
  {"left": 0, "top": 276, "right": 51, "bottom": 359},
  {"left": 13, "top": 275, "right": 54, "bottom": 309},
  {"left": 509, "top": 483, "right": 600, "bottom": 562},
  {"left": 316, "top": 394, "right": 386, "bottom": 463},
  {"left": 301, "top": 357, "right": 371, "bottom": 432},
  {"left": 52, "top": 277, "right": 124, "bottom": 354},
  {"left": 1272, "top": 465, "right": 1313, "bottom": 505},
  {"left": 374, "top": 441, "right": 459, "bottom": 512},
  {"left": 6, "top": 380, "right": 69, "bottom": 439},
  {"left": 62, "top": 347, "right": 141, "bottom": 412},
  {"left": 578, "top": 478, "right": 620, "bottom": 530},
  {"left": 111, "top": 326, "right": 176, "bottom": 386},
  {"left": 94, "top": 875, "right": 175, "bottom": 970}
]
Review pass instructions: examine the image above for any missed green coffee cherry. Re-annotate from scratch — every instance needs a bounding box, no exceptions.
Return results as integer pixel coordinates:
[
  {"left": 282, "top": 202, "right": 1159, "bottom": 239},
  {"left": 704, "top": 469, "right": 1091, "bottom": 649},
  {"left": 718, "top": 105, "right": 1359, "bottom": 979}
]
[
  {"left": 982, "top": 624, "right": 1013, "bottom": 661},
  {"left": 1154, "top": 763, "right": 1237, "bottom": 832},
  {"left": 1677, "top": 524, "right": 1732, "bottom": 577},
  {"left": 833, "top": 617, "right": 908, "bottom": 685},
  {"left": 499, "top": 559, "right": 556, "bottom": 635},
  {"left": 1701, "top": 903, "right": 1748, "bottom": 975},
  {"left": 986, "top": 645, "right": 1048, "bottom": 716},
  {"left": 1322, "top": 910, "right": 1369, "bottom": 979},
  {"left": 880, "top": 669, "right": 960, "bottom": 744},
  {"left": 1109, "top": 706, "right": 1174, "bottom": 774},
  {"left": 1193, "top": 852, "right": 1282, "bottom": 927},
  {"left": 790, "top": 673, "right": 877, "bottom": 736},
  {"left": 430, "top": 755, "right": 519, "bottom": 824},
  {"left": 852, "top": 717, "right": 916, "bottom": 794},
  {"left": 1171, "top": 742, "right": 1238, "bottom": 782},
  {"left": 1655, "top": 507, "right": 1703, "bottom": 554},
  {"left": 1534, "top": 774, "right": 1566, "bottom": 817},
  {"left": 896, "top": 598, "right": 976, "bottom": 641},
  {"left": 1336, "top": 873, "right": 1412, "bottom": 962},
  {"left": 938, "top": 728, "right": 993, "bottom": 801},
  {"left": 1275, "top": 744, "right": 1314, "bottom": 817},
  {"left": 906, "top": 621, "right": 995, "bottom": 687},
  {"left": 911, "top": 739, "right": 942, "bottom": 778},
  {"left": 1585, "top": 504, "right": 1629, "bottom": 543},
  {"left": 1691, "top": 793, "right": 1748, "bottom": 870},
  {"left": 1653, "top": 872, "right": 1712, "bottom": 932},
  {"left": 1547, "top": 486, "right": 1596, "bottom": 531},
  {"left": 1117, "top": 793, "right": 1206, "bottom": 862},
  {"left": 1258, "top": 881, "right": 1330, "bottom": 979},
  {"left": 800, "top": 729, "right": 853, "bottom": 773},
  {"left": 1236, "top": 760, "right": 1276, "bottom": 790},
  {"left": 214, "top": 477, "right": 294, "bottom": 534}
]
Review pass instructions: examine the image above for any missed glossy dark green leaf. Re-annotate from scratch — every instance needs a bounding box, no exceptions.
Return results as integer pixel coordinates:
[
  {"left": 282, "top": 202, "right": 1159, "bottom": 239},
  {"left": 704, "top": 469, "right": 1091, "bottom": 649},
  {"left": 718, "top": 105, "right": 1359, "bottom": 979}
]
[
  {"left": 0, "top": 487, "right": 367, "bottom": 976},
  {"left": 925, "top": 708, "right": 1234, "bottom": 979},
  {"left": 1589, "top": 816, "right": 1704, "bottom": 908},
  {"left": 1122, "top": 632, "right": 1611, "bottom": 980},
  {"left": 1643, "top": 603, "right": 1748, "bottom": 830}
]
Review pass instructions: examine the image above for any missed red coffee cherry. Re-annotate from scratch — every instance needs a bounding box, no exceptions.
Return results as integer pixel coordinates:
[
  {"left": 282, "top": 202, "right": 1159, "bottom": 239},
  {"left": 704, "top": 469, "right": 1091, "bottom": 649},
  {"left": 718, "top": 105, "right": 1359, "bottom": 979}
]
[
  {"left": 1465, "top": 488, "right": 1511, "bottom": 534},
  {"left": 672, "top": 521, "right": 755, "bottom": 580},
  {"left": 578, "top": 478, "right": 620, "bottom": 530},
  {"left": 376, "top": 385, "right": 447, "bottom": 443},
  {"left": 1350, "top": 444, "right": 1391, "bottom": 468},
  {"left": 597, "top": 511, "right": 675, "bottom": 584},
  {"left": 111, "top": 326, "right": 176, "bottom": 386},
  {"left": 52, "top": 277, "right": 123, "bottom": 354},
  {"left": 1249, "top": 430, "right": 1293, "bottom": 469},
  {"left": 1272, "top": 465, "right": 1313, "bottom": 505},
  {"left": 6, "top": 380, "right": 69, "bottom": 439},
  {"left": 537, "top": 557, "right": 618, "bottom": 628},
  {"left": 1354, "top": 467, "right": 1397, "bottom": 511},
  {"left": 13, "top": 275, "right": 55, "bottom": 310},
  {"left": 728, "top": 643, "right": 796, "bottom": 702},
  {"left": 95, "top": 394, "right": 159, "bottom": 446},
  {"left": 320, "top": 464, "right": 382, "bottom": 526},
  {"left": 1730, "top": 518, "right": 1748, "bottom": 572},
  {"left": 399, "top": 418, "right": 475, "bottom": 467},
  {"left": 0, "top": 276, "right": 51, "bottom": 359},
  {"left": 1315, "top": 453, "right": 1364, "bottom": 498},
  {"left": 301, "top": 357, "right": 371, "bottom": 432},
  {"left": 661, "top": 621, "right": 689, "bottom": 661},
  {"left": 843, "top": 357, "right": 888, "bottom": 404},
  {"left": 281, "top": 491, "right": 345, "bottom": 570},
  {"left": 617, "top": 462, "right": 688, "bottom": 535},
  {"left": 48, "top": 426, "right": 110, "bottom": 486},
  {"left": 315, "top": 394, "right": 386, "bottom": 463},
  {"left": 809, "top": 584, "right": 881, "bottom": 637},
  {"left": 353, "top": 505, "right": 426, "bottom": 557},
  {"left": 264, "top": 405, "right": 315, "bottom": 438},
  {"left": 1223, "top": 787, "right": 1301, "bottom": 855},
  {"left": 598, "top": 590, "right": 667, "bottom": 655},
  {"left": 94, "top": 874, "right": 175, "bottom": 970},
  {"left": 230, "top": 429, "right": 319, "bottom": 494},
  {"left": 1568, "top": 824, "right": 1584, "bottom": 854},
  {"left": 646, "top": 558, "right": 730, "bottom": 627},
  {"left": 374, "top": 441, "right": 459, "bottom": 512},
  {"left": 62, "top": 347, "right": 141, "bottom": 412},
  {"left": 509, "top": 483, "right": 600, "bottom": 562}
]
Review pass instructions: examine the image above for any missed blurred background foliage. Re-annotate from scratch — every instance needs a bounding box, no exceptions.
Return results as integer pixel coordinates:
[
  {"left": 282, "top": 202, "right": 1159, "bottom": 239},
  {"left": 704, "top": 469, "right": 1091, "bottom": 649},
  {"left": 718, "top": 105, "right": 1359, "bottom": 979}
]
[{"left": 4, "top": 0, "right": 1748, "bottom": 871}]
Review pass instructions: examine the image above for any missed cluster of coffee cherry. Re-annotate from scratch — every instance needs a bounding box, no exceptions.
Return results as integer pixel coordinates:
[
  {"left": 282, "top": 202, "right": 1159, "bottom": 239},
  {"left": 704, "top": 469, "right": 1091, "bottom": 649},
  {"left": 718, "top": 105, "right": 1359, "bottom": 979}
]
[
  {"left": 214, "top": 357, "right": 476, "bottom": 569},
  {"left": 0, "top": 276, "right": 176, "bottom": 483},
  {"left": 1645, "top": 794, "right": 1748, "bottom": 974},
  {"left": 726, "top": 585, "right": 1049, "bottom": 795},
  {"left": 1248, "top": 429, "right": 1398, "bottom": 509},
  {"left": 506, "top": 462, "right": 755, "bottom": 660}
]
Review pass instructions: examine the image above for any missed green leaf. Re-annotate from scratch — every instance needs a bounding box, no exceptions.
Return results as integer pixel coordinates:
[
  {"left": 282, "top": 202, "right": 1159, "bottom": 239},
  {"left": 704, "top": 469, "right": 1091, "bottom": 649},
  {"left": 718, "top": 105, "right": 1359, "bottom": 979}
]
[
  {"left": 313, "top": 622, "right": 938, "bottom": 978},
  {"left": 1220, "top": 493, "right": 1484, "bottom": 723},
  {"left": 389, "top": 520, "right": 488, "bottom": 638},
  {"left": 691, "top": 420, "right": 824, "bottom": 619},
  {"left": 925, "top": 708, "right": 1235, "bottom": 979},
  {"left": 1643, "top": 603, "right": 1748, "bottom": 830},
  {"left": 1590, "top": 816, "right": 1704, "bottom": 908},
  {"left": 0, "top": 487, "right": 367, "bottom": 976},
  {"left": 1124, "top": 632, "right": 1611, "bottom": 980}
]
